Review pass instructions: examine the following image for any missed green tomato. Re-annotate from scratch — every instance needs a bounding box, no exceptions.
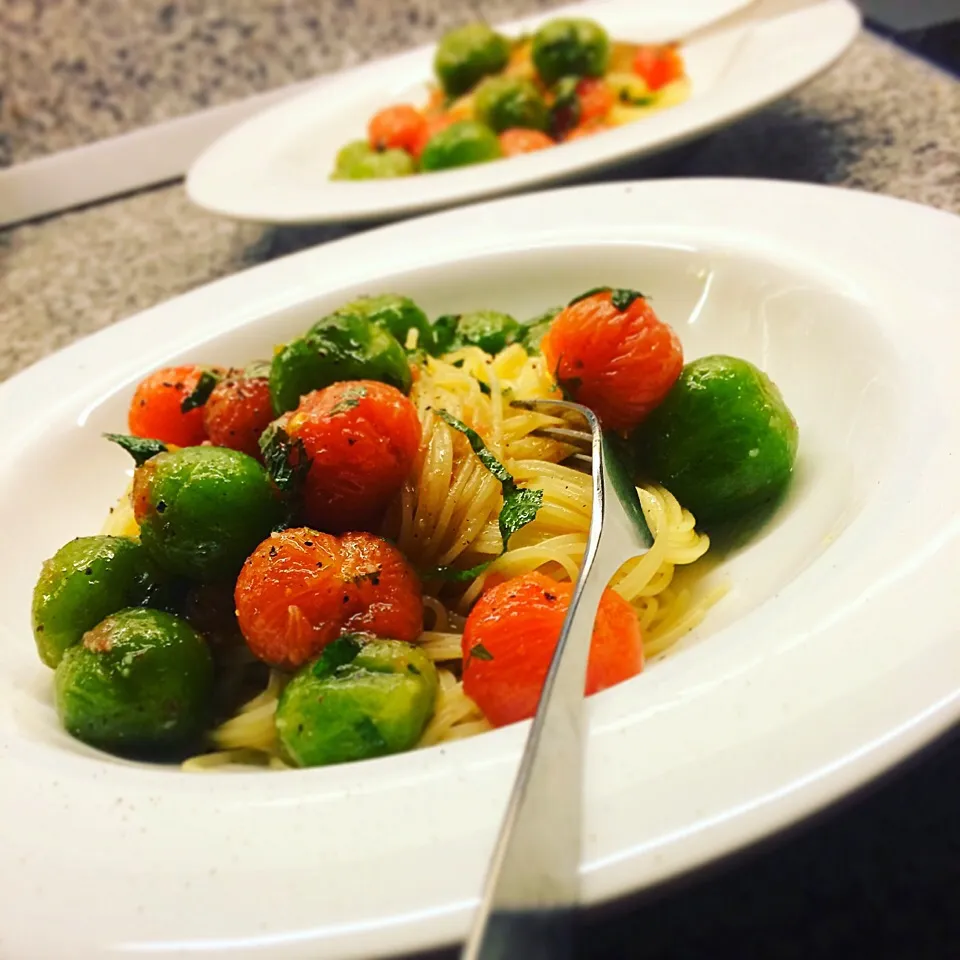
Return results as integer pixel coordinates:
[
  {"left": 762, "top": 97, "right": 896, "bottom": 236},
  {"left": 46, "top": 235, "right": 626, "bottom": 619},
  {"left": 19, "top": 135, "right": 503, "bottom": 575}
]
[
  {"left": 332, "top": 141, "right": 415, "bottom": 180},
  {"left": 474, "top": 76, "right": 549, "bottom": 133},
  {"left": 135, "top": 446, "right": 283, "bottom": 581},
  {"left": 434, "top": 22, "right": 511, "bottom": 97},
  {"left": 270, "top": 312, "right": 411, "bottom": 414},
  {"left": 455, "top": 310, "right": 522, "bottom": 354},
  {"left": 632, "top": 355, "right": 799, "bottom": 524},
  {"left": 31, "top": 536, "right": 168, "bottom": 668},
  {"left": 532, "top": 18, "right": 610, "bottom": 85},
  {"left": 419, "top": 120, "right": 502, "bottom": 172},
  {"left": 275, "top": 635, "right": 438, "bottom": 767},
  {"left": 519, "top": 305, "right": 561, "bottom": 354},
  {"left": 55, "top": 607, "right": 214, "bottom": 755},
  {"left": 336, "top": 293, "right": 434, "bottom": 355}
]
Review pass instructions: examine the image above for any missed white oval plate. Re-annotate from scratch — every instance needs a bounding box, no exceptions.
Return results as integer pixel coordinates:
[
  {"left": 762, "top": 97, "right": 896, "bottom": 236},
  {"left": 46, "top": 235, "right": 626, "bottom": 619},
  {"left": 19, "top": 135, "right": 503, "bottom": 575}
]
[
  {"left": 2, "top": 179, "right": 960, "bottom": 960},
  {"left": 186, "top": 0, "right": 860, "bottom": 224}
]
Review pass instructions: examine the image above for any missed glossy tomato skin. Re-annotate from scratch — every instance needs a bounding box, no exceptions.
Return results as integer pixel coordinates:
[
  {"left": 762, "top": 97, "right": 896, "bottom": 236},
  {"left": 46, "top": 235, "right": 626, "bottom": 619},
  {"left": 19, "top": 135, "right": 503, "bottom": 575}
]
[
  {"left": 284, "top": 380, "right": 421, "bottom": 534},
  {"left": 128, "top": 365, "right": 213, "bottom": 447},
  {"left": 541, "top": 289, "right": 683, "bottom": 432},
  {"left": 633, "top": 45, "right": 684, "bottom": 92},
  {"left": 462, "top": 571, "right": 642, "bottom": 727},
  {"left": 234, "top": 528, "right": 423, "bottom": 670},
  {"left": 368, "top": 104, "right": 428, "bottom": 153},
  {"left": 575, "top": 77, "right": 614, "bottom": 124},
  {"left": 203, "top": 371, "right": 274, "bottom": 459}
]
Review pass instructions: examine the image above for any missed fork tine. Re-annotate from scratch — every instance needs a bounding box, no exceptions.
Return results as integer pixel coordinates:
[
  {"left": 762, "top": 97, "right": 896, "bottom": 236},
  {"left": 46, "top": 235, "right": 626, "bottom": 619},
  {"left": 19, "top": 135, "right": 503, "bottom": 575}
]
[{"left": 530, "top": 425, "right": 593, "bottom": 450}]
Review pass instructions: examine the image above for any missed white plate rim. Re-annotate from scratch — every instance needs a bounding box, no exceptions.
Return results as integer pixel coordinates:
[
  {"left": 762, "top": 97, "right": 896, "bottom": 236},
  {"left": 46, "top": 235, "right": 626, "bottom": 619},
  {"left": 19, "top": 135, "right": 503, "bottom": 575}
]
[
  {"left": 184, "top": 0, "right": 861, "bottom": 224},
  {"left": 2, "top": 178, "right": 960, "bottom": 960}
]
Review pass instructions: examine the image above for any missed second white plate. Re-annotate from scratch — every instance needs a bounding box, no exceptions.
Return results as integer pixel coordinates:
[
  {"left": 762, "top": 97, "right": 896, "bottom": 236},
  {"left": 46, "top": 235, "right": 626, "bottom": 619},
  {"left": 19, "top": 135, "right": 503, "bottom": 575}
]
[{"left": 186, "top": 0, "right": 861, "bottom": 225}]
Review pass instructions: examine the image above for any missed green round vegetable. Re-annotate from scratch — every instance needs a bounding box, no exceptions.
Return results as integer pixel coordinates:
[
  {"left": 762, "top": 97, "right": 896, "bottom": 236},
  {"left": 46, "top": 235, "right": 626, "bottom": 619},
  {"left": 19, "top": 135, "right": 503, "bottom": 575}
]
[
  {"left": 331, "top": 141, "right": 415, "bottom": 180},
  {"left": 519, "top": 305, "right": 561, "bottom": 355},
  {"left": 632, "top": 355, "right": 799, "bottom": 523},
  {"left": 336, "top": 293, "right": 435, "bottom": 355},
  {"left": 531, "top": 18, "right": 610, "bottom": 85},
  {"left": 419, "top": 120, "right": 502, "bottom": 172},
  {"left": 474, "top": 76, "right": 549, "bottom": 133},
  {"left": 31, "top": 536, "right": 167, "bottom": 668},
  {"left": 433, "top": 22, "right": 511, "bottom": 97},
  {"left": 55, "top": 607, "right": 214, "bottom": 754},
  {"left": 275, "top": 635, "right": 438, "bottom": 767},
  {"left": 135, "top": 446, "right": 283, "bottom": 581},
  {"left": 455, "top": 310, "right": 522, "bottom": 354},
  {"left": 269, "top": 312, "right": 412, "bottom": 414}
]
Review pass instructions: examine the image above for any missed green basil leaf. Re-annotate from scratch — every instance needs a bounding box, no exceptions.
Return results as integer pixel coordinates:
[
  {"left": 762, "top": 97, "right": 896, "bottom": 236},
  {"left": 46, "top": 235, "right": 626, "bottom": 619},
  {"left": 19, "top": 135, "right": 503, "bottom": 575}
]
[
  {"left": 180, "top": 369, "right": 222, "bottom": 413},
  {"left": 103, "top": 433, "right": 168, "bottom": 467}
]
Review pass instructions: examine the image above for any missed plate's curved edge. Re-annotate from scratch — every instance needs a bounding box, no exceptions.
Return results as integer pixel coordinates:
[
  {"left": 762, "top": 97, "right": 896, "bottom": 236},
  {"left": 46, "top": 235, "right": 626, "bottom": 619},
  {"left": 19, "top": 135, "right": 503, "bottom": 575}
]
[{"left": 184, "top": 0, "right": 861, "bottom": 225}]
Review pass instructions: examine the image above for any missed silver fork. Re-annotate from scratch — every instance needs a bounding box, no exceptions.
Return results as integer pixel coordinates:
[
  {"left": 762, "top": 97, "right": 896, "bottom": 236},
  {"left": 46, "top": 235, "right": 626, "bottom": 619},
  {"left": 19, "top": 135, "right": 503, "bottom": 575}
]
[{"left": 461, "top": 398, "right": 654, "bottom": 960}]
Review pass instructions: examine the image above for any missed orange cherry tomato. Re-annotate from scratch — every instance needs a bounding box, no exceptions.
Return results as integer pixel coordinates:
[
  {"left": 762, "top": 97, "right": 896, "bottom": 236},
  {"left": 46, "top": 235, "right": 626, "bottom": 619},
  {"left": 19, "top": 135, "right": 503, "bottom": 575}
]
[
  {"left": 235, "top": 527, "right": 423, "bottom": 669},
  {"left": 284, "top": 380, "right": 421, "bottom": 534},
  {"left": 575, "top": 77, "right": 614, "bottom": 124},
  {"left": 128, "top": 365, "right": 218, "bottom": 447},
  {"left": 541, "top": 288, "right": 683, "bottom": 431},
  {"left": 462, "top": 572, "right": 642, "bottom": 727},
  {"left": 632, "top": 44, "right": 684, "bottom": 92},
  {"left": 498, "top": 128, "right": 555, "bottom": 156},
  {"left": 367, "top": 104, "right": 428, "bottom": 154},
  {"left": 203, "top": 370, "right": 274, "bottom": 459},
  {"left": 412, "top": 114, "right": 457, "bottom": 160},
  {"left": 564, "top": 121, "right": 608, "bottom": 142}
]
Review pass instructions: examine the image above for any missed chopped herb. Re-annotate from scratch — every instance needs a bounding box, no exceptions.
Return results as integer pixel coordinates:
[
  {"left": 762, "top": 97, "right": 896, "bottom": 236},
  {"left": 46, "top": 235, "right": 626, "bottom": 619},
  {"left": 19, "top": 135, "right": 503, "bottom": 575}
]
[
  {"left": 568, "top": 287, "right": 645, "bottom": 311},
  {"left": 311, "top": 634, "right": 362, "bottom": 679},
  {"left": 568, "top": 286, "right": 611, "bottom": 305},
  {"left": 329, "top": 383, "right": 369, "bottom": 416},
  {"left": 437, "top": 408, "right": 544, "bottom": 552},
  {"left": 180, "top": 369, "right": 221, "bottom": 413},
  {"left": 619, "top": 89, "right": 656, "bottom": 106},
  {"left": 103, "top": 433, "right": 168, "bottom": 467},
  {"left": 259, "top": 423, "right": 311, "bottom": 495},
  {"left": 422, "top": 558, "right": 493, "bottom": 583},
  {"left": 478, "top": 380, "right": 491, "bottom": 396},
  {"left": 610, "top": 288, "right": 645, "bottom": 311},
  {"left": 469, "top": 642, "right": 494, "bottom": 662}
]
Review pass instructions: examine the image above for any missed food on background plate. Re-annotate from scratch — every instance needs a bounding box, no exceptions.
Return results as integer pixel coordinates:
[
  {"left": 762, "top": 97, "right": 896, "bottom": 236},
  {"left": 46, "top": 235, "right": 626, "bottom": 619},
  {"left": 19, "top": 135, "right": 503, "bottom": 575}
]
[
  {"left": 332, "top": 16, "right": 691, "bottom": 180},
  {"left": 32, "top": 285, "right": 798, "bottom": 770}
]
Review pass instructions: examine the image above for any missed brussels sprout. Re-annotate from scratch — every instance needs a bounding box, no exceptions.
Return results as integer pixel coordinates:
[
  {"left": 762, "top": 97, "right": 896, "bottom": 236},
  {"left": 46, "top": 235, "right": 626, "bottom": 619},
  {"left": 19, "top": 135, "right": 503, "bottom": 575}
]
[
  {"left": 134, "top": 446, "right": 283, "bottom": 581},
  {"left": 336, "top": 293, "right": 435, "bottom": 355},
  {"left": 474, "top": 76, "right": 549, "bottom": 133},
  {"left": 55, "top": 607, "right": 214, "bottom": 754},
  {"left": 31, "top": 536, "right": 167, "bottom": 668},
  {"left": 532, "top": 18, "right": 610, "bottom": 85},
  {"left": 419, "top": 120, "right": 502, "bottom": 172},
  {"left": 519, "top": 305, "right": 561, "bottom": 354},
  {"left": 456, "top": 310, "right": 522, "bottom": 354},
  {"left": 331, "top": 141, "right": 415, "bottom": 180},
  {"left": 632, "top": 355, "right": 799, "bottom": 523},
  {"left": 430, "top": 314, "right": 461, "bottom": 356},
  {"left": 275, "top": 635, "right": 438, "bottom": 767},
  {"left": 269, "top": 312, "right": 412, "bottom": 414},
  {"left": 434, "top": 22, "right": 511, "bottom": 97}
]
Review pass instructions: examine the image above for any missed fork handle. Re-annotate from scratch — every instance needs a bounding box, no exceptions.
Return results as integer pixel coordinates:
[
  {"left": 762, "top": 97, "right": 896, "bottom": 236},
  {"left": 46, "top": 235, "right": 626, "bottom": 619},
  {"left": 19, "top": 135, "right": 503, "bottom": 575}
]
[{"left": 476, "top": 909, "right": 576, "bottom": 960}]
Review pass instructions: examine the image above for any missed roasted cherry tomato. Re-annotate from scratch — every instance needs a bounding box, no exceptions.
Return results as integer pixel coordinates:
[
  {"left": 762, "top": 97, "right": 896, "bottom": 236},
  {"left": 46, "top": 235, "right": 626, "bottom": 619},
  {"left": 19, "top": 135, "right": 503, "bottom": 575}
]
[
  {"left": 564, "top": 121, "right": 608, "bottom": 142},
  {"left": 203, "top": 368, "right": 275, "bottom": 459},
  {"left": 541, "top": 288, "right": 683, "bottom": 431},
  {"left": 632, "top": 44, "right": 684, "bottom": 92},
  {"left": 128, "top": 365, "right": 218, "bottom": 447},
  {"left": 283, "top": 380, "right": 421, "bottom": 533},
  {"left": 368, "top": 104, "right": 428, "bottom": 154},
  {"left": 235, "top": 527, "right": 424, "bottom": 669},
  {"left": 575, "top": 77, "right": 614, "bottom": 124},
  {"left": 462, "top": 572, "right": 642, "bottom": 727},
  {"left": 498, "top": 128, "right": 555, "bottom": 156}
]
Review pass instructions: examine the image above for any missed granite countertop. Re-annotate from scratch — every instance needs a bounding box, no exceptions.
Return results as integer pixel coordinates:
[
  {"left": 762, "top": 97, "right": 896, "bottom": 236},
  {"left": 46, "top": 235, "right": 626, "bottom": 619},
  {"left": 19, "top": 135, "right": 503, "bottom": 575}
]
[{"left": 2, "top": 2, "right": 960, "bottom": 958}]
